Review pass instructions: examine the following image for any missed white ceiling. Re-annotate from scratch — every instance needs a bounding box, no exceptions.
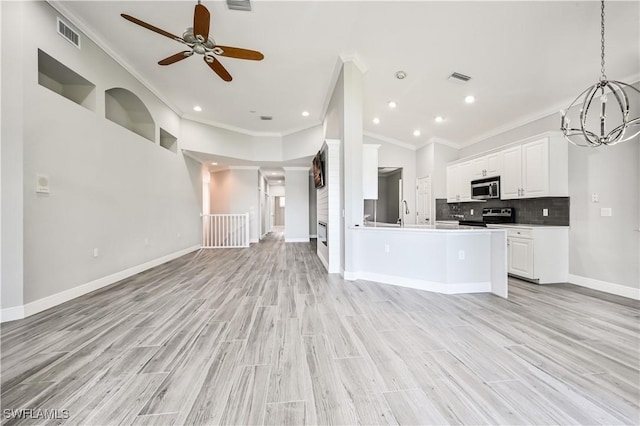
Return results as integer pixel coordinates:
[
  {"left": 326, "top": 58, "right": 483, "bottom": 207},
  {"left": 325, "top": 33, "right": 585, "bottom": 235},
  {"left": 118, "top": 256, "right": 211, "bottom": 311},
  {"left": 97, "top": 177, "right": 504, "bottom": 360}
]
[{"left": 55, "top": 0, "right": 640, "bottom": 148}]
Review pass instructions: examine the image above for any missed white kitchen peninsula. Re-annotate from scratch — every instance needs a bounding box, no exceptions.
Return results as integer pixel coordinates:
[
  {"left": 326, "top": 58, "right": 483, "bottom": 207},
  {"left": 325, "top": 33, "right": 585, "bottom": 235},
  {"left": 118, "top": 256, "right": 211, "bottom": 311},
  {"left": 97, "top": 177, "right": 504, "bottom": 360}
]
[{"left": 348, "top": 225, "right": 508, "bottom": 298}]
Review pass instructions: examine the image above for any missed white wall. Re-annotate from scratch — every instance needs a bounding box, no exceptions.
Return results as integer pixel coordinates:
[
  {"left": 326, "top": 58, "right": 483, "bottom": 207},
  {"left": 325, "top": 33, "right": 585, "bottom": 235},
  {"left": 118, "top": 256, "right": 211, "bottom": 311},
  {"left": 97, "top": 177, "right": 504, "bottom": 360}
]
[
  {"left": 416, "top": 142, "right": 459, "bottom": 199},
  {"left": 210, "top": 168, "right": 260, "bottom": 242},
  {"left": 458, "top": 110, "right": 639, "bottom": 293},
  {"left": 284, "top": 168, "right": 310, "bottom": 242},
  {"left": 269, "top": 185, "right": 285, "bottom": 197},
  {"left": 1, "top": 1, "right": 25, "bottom": 311},
  {"left": 4, "top": 2, "right": 202, "bottom": 316}
]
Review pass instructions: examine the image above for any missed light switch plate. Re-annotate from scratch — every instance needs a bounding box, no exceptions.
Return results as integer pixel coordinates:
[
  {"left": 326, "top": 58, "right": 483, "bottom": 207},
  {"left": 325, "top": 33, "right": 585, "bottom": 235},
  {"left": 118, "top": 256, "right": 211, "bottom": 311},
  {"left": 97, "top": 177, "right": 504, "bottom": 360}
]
[
  {"left": 543, "top": 208, "right": 549, "bottom": 216},
  {"left": 592, "top": 193, "right": 599, "bottom": 203}
]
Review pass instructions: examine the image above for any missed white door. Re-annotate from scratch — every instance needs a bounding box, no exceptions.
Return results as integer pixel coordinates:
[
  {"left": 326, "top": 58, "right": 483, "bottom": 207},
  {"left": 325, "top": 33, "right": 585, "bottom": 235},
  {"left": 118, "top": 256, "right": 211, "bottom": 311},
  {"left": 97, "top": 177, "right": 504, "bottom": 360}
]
[
  {"left": 416, "top": 176, "right": 432, "bottom": 225},
  {"left": 508, "top": 237, "right": 534, "bottom": 278},
  {"left": 522, "top": 138, "right": 549, "bottom": 198},
  {"left": 501, "top": 145, "right": 522, "bottom": 199}
]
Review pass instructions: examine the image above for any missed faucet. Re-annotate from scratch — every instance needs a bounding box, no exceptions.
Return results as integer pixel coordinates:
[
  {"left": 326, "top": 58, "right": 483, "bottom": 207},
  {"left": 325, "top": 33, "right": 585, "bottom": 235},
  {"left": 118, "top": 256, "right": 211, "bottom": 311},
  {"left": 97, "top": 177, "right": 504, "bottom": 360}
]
[{"left": 400, "top": 200, "right": 409, "bottom": 227}]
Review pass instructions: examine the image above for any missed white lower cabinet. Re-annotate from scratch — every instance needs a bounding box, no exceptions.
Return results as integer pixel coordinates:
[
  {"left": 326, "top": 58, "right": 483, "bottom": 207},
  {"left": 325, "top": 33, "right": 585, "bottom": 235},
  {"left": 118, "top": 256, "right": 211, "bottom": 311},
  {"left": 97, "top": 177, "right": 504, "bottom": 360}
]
[
  {"left": 491, "top": 225, "right": 569, "bottom": 284},
  {"left": 508, "top": 237, "right": 534, "bottom": 279}
]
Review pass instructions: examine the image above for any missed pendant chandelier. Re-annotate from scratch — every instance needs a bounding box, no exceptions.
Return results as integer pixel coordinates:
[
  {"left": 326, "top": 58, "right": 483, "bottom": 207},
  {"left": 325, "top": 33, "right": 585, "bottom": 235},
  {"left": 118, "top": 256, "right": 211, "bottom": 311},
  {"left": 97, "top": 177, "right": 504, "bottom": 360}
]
[{"left": 560, "top": 0, "right": 640, "bottom": 147}]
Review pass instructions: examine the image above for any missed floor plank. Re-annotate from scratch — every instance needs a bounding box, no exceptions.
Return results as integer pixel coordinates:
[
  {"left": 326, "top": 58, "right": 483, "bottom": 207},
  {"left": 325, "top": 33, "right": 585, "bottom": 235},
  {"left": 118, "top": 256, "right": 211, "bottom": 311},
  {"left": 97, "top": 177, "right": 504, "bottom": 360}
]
[{"left": 1, "top": 230, "right": 638, "bottom": 425}]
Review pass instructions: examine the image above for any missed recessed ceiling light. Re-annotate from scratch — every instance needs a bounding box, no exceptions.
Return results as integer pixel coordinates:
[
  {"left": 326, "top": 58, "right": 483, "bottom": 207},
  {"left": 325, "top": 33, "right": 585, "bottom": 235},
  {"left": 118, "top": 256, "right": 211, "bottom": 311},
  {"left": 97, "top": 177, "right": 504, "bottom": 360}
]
[
  {"left": 388, "top": 101, "right": 397, "bottom": 109},
  {"left": 372, "top": 117, "right": 380, "bottom": 124},
  {"left": 193, "top": 106, "right": 202, "bottom": 112},
  {"left": 435, "top": 116, "right": 444, "bottom": 123},
  {"left": 211, "top": 162, "right": 218, "bottom": 165},
  {"left": 271, "top": 172, "right": 276, "bottom": 175},
  {"left": 465, "top": 95, "right": 475, "bottom": 104},
  {"left": 278, "top": 180, "right": 282, "bottom": 183},
  {"left": 395, "top": 71, "right": 407, "bottom": 80},
  {"left": 302, "top": 111, "right": 310, "bottom": 117},
  {"left": 413, "top": 130, "right": 421, "bottom": 137}
]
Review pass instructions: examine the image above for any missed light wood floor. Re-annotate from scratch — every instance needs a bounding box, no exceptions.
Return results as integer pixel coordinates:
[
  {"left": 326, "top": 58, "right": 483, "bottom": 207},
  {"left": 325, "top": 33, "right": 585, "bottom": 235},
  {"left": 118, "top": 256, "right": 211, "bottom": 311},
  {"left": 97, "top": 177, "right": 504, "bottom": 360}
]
[{"left": 2, "top": 230, "right": 639, "bottom": 425}]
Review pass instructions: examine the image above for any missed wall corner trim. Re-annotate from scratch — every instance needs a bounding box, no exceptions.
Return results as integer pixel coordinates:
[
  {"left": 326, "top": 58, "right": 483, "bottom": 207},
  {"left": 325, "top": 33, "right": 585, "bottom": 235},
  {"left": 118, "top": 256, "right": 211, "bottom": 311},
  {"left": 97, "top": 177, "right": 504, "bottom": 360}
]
[
  {"left": 0, "top": 245, "right": 201, "bottom": 323},
  {"left": 568, "top": 274, "right": 640, "bottom": 300}
]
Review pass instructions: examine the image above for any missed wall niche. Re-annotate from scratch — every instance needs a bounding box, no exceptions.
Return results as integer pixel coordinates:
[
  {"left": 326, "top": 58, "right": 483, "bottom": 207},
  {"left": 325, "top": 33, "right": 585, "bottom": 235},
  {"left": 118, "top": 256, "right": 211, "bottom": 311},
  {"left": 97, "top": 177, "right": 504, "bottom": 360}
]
[
  {"left": 38, "top": 49, "right": 96, "bottom": 110},
  {"left": 159, "top": 128, "right": 177, "bottom": 153},
  {"left": 105, "top": 87, "right": 155, "bottom": 142}
]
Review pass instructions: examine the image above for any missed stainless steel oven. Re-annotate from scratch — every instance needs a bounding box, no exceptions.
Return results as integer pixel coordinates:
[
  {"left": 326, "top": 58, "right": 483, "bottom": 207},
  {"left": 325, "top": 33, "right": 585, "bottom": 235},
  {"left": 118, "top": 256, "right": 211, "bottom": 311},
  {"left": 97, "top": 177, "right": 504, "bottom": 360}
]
[{"left": 471, "top": 177, "right": 500, "bottom": 200}]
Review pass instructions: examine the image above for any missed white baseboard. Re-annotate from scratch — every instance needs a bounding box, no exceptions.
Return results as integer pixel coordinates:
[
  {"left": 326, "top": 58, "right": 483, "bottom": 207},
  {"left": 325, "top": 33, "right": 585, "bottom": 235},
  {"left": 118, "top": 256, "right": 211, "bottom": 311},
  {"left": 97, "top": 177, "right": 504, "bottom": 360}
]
[
  {"left": 250, "top": 238, "right": 259, "bottom": 244},
  {"left": 1, "top": 245, "right": 201, "bottom": 323},
  {"left": 355, "top": 271, "right": 491, "bottom": 295},
  {"left": 568, "top": 274, "right": 640, "bottom": 300},
  {"left": 342, "top": 270, "right": 357, "bottom": 281},
  {"left": 284, "top": 238, "right": 310, "bottom": 243},
  {"left": 0, "top": 305, "right": 25, "bottom": 323}
]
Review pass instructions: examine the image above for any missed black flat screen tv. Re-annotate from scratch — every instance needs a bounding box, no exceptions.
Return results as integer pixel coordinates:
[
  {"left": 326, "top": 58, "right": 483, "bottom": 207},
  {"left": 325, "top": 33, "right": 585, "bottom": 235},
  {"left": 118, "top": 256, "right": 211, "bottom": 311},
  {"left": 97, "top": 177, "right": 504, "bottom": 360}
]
[{"left": 312, "top": 151, "right": 325, "bottom": 189}]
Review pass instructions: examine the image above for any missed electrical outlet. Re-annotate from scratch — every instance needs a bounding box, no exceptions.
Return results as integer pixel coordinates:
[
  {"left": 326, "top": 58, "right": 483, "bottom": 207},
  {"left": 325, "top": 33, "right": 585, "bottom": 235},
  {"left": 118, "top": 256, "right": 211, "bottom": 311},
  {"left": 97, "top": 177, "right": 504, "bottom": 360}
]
[
  {"left": 543, "top": 208, "right": 549, "bottom": 216},
  {"left": 177, "top": 232, "right": 181, "bottom": 238},
  {"left": 470, "top": 209, "right": 474, "bottom": 215},
  {"left": 93, "top": 248, "right": 99, "bottom": 257},
  {"left": 144, "top": 238, "right": 149, "bottom": 245},
  {"left": 384, "top": 244, "right": 390, "bottom": 253},
  {"left": 458, "top": 250, "right": 465, "bottom": 260}
]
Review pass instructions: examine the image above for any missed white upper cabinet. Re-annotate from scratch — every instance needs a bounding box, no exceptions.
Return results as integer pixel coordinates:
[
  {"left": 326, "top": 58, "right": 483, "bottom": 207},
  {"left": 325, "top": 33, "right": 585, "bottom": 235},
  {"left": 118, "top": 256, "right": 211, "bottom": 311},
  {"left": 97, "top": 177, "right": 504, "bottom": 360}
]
[
  {"left": 447, "top": 131, "right": 567, "bottom": 203},
  {"left": 446, "top": 161, "right": 472, "bottom": 202},
  {"left": 362, "top": 144, "right": 380, "bottom": 200},
  {"left": 501, "top": 134, "right": 567, "bottom": 200},
  {"left": 472, "top": 151, "right": 502, "bottom": 179},
  {"left": 500, "top": 145, "right": 522, "bottom": 199}
]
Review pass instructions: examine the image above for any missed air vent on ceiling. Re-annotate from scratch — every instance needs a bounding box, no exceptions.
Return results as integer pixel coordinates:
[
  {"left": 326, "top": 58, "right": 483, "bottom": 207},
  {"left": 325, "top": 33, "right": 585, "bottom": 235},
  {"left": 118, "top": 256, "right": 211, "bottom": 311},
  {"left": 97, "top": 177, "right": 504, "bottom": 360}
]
[
  {"left": 227, "top": 0, "right": 252, "bottom": 11},
  {"left": 448, "top": 72, "right": 471, "bottom": 84},
  {"left": 260, "top": 116, "right": 272, "bottom": 121},
  {"left": 57, "top": 17, "right": 81, "bottom": 49}
]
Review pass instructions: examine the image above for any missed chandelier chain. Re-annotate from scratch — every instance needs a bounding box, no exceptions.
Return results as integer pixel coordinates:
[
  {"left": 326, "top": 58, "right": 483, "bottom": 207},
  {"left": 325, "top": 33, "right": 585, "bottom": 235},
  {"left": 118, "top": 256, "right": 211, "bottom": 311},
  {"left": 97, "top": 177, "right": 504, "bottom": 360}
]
[{"left": 600, "top": 0, "right": 606, "bottom": 80}]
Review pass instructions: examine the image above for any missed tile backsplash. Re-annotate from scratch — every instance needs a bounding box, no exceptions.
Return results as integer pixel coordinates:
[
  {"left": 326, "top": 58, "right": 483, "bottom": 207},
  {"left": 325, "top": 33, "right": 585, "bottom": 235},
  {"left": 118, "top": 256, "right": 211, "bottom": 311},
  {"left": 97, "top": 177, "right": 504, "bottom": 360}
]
[{"left": 436, "top": 197, "right": 570, "bottom": 226}]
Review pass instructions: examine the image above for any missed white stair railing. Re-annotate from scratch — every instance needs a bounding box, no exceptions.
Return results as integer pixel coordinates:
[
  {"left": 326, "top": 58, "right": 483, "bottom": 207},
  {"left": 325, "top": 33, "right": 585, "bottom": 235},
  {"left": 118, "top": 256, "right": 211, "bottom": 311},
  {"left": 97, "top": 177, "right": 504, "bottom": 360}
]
[{"left": 202, "top": 213, "right": 250, "bottom": 248}]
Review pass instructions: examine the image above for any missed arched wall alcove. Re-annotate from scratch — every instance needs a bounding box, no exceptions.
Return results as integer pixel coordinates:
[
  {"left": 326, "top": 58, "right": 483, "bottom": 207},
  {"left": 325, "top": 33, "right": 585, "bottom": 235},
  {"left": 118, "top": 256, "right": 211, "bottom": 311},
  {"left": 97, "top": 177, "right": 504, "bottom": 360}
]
[{"left": 105, "top": 87, "right": 155, "bottom": 142}]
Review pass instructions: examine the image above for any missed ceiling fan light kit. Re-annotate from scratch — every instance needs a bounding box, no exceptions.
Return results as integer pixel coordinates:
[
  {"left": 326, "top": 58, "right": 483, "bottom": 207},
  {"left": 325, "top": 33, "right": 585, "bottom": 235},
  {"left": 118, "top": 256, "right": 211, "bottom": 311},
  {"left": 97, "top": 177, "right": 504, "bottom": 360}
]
[
  {"left": 561, "top": 0, "right": 640, "bottom": 147},
  {"left": 121, "top": 1, "right": 264, "bottom": 82}
]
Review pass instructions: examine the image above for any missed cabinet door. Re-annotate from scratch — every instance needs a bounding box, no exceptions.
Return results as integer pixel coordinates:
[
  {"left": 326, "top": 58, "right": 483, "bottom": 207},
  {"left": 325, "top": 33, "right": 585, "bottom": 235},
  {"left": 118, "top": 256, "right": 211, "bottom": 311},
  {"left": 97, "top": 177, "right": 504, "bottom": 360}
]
[
  {"left": 458, "top": 161, "right": 473, "bottom": 202},
  {"left": 485, "top": 152, "right": 502, "bottom": 177},
  {"left": 501, "top": 146, "right": 522, "bottom": 199},
  {"left": 522, "top": 138, "right": 549, "bottom": 198},
  {"left": 446, "top": 164, "right": 458, "bottom": 202},
  {"left": 508, "top": 237, "right": 534, "bottom": 278},
  {"left": 362, "top": 145, "right": 379, "bottom": 199},
  {"left": 472, "top": 156, "right": 488, "bottom": 179}
]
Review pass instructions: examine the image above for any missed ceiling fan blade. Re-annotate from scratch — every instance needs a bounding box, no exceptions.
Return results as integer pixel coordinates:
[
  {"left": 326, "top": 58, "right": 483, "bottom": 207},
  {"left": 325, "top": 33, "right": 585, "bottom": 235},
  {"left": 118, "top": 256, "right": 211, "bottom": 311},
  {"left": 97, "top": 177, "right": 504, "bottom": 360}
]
[
  {"left": 214, "top": 46, "right": 264, "bottom": 61},
  {"left": 193, "top": 4, "right": 210, "bottom": 40},
  {"left": 121, "top": 14, "right": 182, "bottom": 41},
  {"left": 204, "top": 57, "right": 232, "bottom": 82},
  {"left": 158, "top": 51, "right": 192, "bottom": 65}
]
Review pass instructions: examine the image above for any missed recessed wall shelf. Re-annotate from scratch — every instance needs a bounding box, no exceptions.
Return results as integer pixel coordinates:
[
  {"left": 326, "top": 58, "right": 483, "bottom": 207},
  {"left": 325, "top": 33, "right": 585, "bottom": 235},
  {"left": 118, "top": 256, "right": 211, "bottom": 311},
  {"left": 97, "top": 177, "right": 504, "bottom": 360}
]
[
  {"left": 105, "top": 87, "right": 155, "bottom": 142},
  {"left": 159, "top": 128, "right": 177, "bottom": 153},
  {"left": 37, "top": 49, "right": 95, "bottom": 110}
]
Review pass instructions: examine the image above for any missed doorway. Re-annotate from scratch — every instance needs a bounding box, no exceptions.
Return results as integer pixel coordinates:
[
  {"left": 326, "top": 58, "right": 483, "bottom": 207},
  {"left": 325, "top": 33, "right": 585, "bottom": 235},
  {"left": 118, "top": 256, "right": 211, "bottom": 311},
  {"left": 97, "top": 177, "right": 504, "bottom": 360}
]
[{"left": 274, "top": 196, "right": 285, "bottom": 229}]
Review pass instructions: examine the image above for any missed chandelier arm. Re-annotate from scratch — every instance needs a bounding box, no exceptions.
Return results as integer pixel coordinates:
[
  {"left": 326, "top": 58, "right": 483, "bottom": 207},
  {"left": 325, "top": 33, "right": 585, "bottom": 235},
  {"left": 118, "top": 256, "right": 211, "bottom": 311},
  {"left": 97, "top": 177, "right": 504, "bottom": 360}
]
[
  {"left": 603, "top": 81, "right": 629, "bottom": 143},
  {"left": 580, "top": 85, "right": 602, "bottom": 146}
]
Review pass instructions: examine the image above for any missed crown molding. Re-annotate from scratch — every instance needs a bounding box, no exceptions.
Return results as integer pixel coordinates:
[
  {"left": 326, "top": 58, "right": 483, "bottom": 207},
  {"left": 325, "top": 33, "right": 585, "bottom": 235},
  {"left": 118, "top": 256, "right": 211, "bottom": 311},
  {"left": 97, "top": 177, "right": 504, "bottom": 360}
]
[
  {"left": 283, "top": 166, "right": 310, "bottom": 171},
  {"left": 228, "top": 166, "right": 260, "bottom": 171},
  {"left": 363, "top": 131, "right": 416, "bottom": 151},
  {"left": 46, "top": 1, "right": 183, "bottom": 116},
  {"left": 460, "top": 73, "right": 640, "bottom": 148},
  {"left": 340, "top": 53, "right": 369, "bottom": 75},
  {"left": 416, "top": 137, "right": 460, "bottom": 150}
]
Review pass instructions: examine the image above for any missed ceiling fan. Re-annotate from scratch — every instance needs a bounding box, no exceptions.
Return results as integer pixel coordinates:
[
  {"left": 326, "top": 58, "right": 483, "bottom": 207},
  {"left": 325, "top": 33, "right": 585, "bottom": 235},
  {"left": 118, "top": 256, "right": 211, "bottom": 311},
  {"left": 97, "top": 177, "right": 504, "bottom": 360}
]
[{"left": 121, "top": 1, "right": 264, "bottom": 82}]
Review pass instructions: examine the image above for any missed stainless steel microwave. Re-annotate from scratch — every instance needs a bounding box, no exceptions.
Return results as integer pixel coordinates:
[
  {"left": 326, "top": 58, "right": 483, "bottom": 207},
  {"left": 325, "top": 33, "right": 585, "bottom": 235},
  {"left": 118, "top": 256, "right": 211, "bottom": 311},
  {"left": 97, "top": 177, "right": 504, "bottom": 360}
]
[{"left": 471, "top": 177, "right": 500, "bottom": 200}]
